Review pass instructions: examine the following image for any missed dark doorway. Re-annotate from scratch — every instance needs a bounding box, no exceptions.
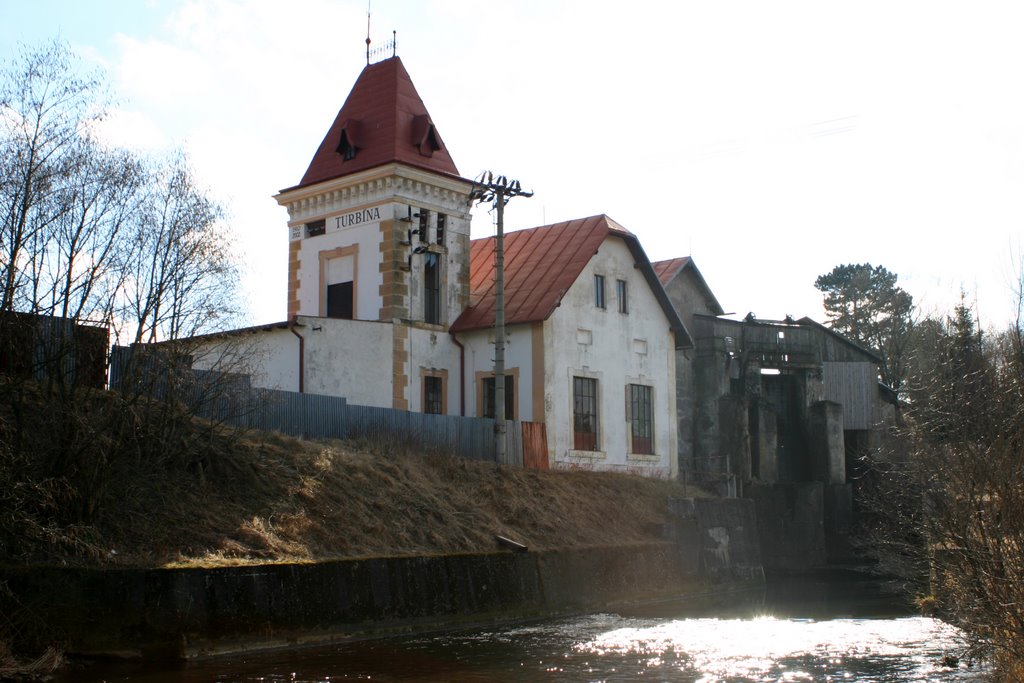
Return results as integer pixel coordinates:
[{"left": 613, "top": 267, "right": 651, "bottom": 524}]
[
  {"left": 762, "top": 373, "right": 808, "bottom": 481},
  {"left": 327, "top": 281, "right": 354, "bottom": 319}
]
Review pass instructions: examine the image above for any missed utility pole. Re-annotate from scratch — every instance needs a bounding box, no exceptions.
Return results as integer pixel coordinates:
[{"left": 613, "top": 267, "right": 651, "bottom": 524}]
[{"left": 469, "top": 172, "right": 533, "bottom": 463}]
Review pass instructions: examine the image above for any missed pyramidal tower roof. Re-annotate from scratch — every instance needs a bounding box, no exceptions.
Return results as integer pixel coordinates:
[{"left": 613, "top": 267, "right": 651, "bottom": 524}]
[{"left": 289, "top": 56, "right": 460, "bottom": 191}]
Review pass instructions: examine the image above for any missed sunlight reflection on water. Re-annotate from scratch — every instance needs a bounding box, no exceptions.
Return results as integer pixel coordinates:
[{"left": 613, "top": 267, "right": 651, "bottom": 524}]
[
  {"left": 567, "top": 614, "right": 978, "bottom": 682},
  {"left": 66, "top": 582, "right": 990, "bottom": 682}
]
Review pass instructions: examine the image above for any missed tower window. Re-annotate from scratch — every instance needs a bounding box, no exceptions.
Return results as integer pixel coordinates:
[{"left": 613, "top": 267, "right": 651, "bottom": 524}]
[
  {"left": 424, "top": 252, "right": 441, "bottom": 324},
  {"left": 436, "top": 213, "right": 446, "bottom": 246},
  {"left": 305, "top": 220, "right": 325, "bottom": 238},
  {"left": 418, "top": 209, "right": 429, "bottom": 243}
]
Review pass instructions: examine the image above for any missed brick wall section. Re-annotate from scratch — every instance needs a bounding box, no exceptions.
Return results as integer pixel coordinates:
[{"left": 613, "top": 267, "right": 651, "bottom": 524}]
[
  {"left": 378, "top": 219, "right": 407, "bottom": 320},
  {"left": 287, "top": 240, "right": 301, "bottom": 317}
]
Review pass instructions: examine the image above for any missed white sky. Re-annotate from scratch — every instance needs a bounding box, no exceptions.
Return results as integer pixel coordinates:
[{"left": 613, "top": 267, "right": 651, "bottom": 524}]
[{"left": 3, "top": 0, "right": 1023, "bottom": 330}]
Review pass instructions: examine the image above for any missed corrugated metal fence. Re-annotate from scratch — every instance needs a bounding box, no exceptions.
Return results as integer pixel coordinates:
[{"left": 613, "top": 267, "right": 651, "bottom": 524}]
[{"left": 109, "top": 346, "right": 524, "bottom": 466}]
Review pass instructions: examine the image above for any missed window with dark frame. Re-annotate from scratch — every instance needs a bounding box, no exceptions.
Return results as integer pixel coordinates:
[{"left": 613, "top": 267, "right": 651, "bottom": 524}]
[
  {"left": 594, "top": 274, "right": 606, "bottom": 309},
  {"left": 482, "top": 375, "right": 515, "bottom": 420},
  {"left": 436, "top": 213, "right": 446, "bottom": 246},
  {"left": 424, "top": 252, "right": 441, "bottom": 324},
  {"left": 305, "top": 219, "right": 326, "bottom": 238},
  {"left": 573, "top": 376, "right": 599, "bottom": 451},
  {"left": 424, "top": 375, "right": 443, "bottom": 414},
  {"left": 629, "top": 384, "right": 654, "bottom": 455},
  {"left": 418, "top": 209, "right": 430, "bottom": 242},
  {"left": 326, "top": 281, "right": 354, "bottom": 319},
  {"left": 617, "top": 279, "right": 628, "bottom": 314}
]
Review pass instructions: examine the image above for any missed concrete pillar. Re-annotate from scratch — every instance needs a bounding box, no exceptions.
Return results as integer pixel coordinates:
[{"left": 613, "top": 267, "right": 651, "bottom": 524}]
[
  {"left": 809, "top": 401, "right": 845, "bottom": 484},
  {"left": 755, "top": 400, "right": 778, "bottom": 483},
  {"left": 718, "top": 395, "right": 749, "bottom": 484}
]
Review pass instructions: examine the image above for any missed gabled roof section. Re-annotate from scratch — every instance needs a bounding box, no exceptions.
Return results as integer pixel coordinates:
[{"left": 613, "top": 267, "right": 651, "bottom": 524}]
[
  {"left": 796, "top": 316, "right": 885, "bottom": 365},
  {"left": 288, "top": 57, "right": 460, "bottom": 191},
  {"left": 652, "top": 256, "right": 725, "bottom": 316},
  {"left": 451, "top": 215, "right": 692, "bottom": 348}
]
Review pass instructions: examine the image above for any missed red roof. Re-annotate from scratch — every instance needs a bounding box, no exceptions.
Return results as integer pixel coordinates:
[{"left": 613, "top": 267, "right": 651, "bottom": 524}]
[
  {"left": 651, "top": 256, "right": 725, "bottom": 316},
  {"left": 652, "top": 257, "right": 692, "bottom": 286},
  {"left": 287, "top": 57, "right": 460, "bottom": 191},
  {"left": 451, "top": 215, "right": 691, "bottom": 348}
]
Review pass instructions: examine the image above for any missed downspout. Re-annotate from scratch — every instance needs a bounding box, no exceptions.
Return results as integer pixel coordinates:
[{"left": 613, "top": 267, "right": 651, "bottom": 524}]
[
  {"left": 288, "top": 315, "right": 304, "bottom": 393},
  {"left": 449, "top": 331, "right": 465, "bottom": 416}
]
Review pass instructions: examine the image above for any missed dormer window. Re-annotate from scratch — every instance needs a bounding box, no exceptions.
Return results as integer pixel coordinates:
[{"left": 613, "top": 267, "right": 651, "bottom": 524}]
[
  {"left": 411, "top": 114, "right": 442, "bottom": 158},
  {"left": 338, "top": 131, "right": 357, "bottom": 160},
  {"left": 335, "top": 118, "right": 363, "bottom": 161}
]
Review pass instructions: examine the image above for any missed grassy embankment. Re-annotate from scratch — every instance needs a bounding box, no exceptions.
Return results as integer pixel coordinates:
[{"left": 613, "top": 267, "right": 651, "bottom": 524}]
[{"left": 0, "top": 381, "right": 705, "bottom": 672}]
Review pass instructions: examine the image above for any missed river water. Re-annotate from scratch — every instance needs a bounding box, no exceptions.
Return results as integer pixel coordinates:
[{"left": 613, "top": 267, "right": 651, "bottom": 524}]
[{"left": 68, "top": 577, "right": 990, "bottom": 682}]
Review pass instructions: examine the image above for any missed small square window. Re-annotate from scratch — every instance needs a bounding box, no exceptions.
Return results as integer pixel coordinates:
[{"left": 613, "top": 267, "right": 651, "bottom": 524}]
[{"left": 305, "top": 220, "right": 325, "bottom": 238}]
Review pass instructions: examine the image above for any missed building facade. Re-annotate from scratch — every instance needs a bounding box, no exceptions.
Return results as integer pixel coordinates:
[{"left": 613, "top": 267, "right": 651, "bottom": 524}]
[{"left": 192, "top": 56, "right": 687, "bottom": 476}]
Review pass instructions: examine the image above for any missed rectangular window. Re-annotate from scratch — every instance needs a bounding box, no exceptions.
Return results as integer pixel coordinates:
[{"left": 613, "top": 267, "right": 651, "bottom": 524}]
[
  {"left": 482, "top": 375, "right": 515, "bottom": 420},
  {"left": 424, "top": 375, "right": 443, "bottom": 414},
  {"left": 594, "top": 274, "right": 606, "bottom": 309},
  {"left": 305, "top": 219, "right": 325, "bottom": 237},
  {"left": 617, "top": 279, "right": 628, "bottom": 314},
  {"left": 326, "top": 281, "right": 354, "bottom": 319},
  {"left": 436, "top": 213, "right": 446, "bottom": 246},
  {"left": 629, "top": 384, "right": 654, "bottom": 455},
  {"left": 573, "top": 376, "right": 599, "bottom": 451},
  {"left": 424, "top": 252, "right": 440, "bottom": 324},
  {"left": 418, "top": 209, "right": 430, "bottom": 242}
]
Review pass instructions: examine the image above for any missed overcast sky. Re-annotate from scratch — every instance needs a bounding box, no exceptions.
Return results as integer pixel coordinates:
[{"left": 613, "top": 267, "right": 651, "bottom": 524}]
[{"left": 3, "top": 1, "right": 1024, "bottom": 330}]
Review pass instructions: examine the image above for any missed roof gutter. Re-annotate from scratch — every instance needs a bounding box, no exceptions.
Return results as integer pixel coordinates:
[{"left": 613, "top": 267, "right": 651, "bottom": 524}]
[
  {"left": 288, "top": 315, "right": 305, "bottom": 393},
  {"left": 449, "top": 330, "right": 465, "bottom": 416}
]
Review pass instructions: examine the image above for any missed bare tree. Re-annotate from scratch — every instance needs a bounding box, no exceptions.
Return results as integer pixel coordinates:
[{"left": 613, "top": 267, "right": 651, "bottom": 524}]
[
  {"left": 0, "top": 41, "right": 107, "bottom": 316},
  {"left": 0, "top": 42, "right": 247, "bottom": 529},
  {"left": 861, "top": 302, "right": 1024, "bottom": 675},
  {"left": 117, "top": 153, "right": 239, "bottom": 345}
]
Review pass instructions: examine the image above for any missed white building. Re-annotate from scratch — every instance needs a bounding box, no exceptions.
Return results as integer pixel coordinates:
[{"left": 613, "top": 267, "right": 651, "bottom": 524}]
[{"left": 196, "top": 55, "right": 691, "bottom": 477}]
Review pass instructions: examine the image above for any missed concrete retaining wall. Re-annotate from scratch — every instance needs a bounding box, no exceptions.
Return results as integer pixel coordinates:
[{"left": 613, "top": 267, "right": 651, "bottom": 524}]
[
  {"left": 667, "top": 497, "right": 764, "bottom": 582},
  {"left": 747, "top": 481, "right": 827, "bottom": 571},
  {"left": 1, "top": 543, "right": 734, "bottom": 659}
]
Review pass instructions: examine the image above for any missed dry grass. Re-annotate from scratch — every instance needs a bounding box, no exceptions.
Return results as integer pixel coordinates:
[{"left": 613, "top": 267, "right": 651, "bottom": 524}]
[
  {"left": 0, "top": 384, "right": 708, "bottom": 569},
  {"left": 138, "top": 434, "right": 704, "bottom": 568}
]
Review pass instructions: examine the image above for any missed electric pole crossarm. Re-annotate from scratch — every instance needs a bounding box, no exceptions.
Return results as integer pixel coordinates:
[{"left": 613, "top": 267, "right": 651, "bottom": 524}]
[{"left": 468, "top": 170, "right": 533, "bottom": 463}]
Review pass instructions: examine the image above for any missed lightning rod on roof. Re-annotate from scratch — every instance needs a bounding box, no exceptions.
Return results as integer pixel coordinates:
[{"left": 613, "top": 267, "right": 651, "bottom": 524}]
[{"left": 365, "top": 1, "right": 372, "bottom": 64}]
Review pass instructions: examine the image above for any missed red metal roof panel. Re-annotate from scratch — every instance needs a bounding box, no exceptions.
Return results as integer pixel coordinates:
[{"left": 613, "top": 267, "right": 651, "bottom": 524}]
[{"left": 288, "top": 57, "right": 460, "bottom": 192}]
